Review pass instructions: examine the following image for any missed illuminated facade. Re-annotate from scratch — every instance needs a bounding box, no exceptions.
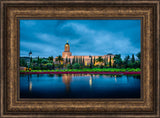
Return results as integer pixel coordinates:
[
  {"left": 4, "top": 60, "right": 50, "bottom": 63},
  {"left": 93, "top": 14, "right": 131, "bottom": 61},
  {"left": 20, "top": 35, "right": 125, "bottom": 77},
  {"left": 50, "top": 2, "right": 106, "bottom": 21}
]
[
  {"left": 54, "top": 41, "right": 115, "bottom": 66},
  {"left": 62, "top": 41, "right": 72, "bottom": 58}
]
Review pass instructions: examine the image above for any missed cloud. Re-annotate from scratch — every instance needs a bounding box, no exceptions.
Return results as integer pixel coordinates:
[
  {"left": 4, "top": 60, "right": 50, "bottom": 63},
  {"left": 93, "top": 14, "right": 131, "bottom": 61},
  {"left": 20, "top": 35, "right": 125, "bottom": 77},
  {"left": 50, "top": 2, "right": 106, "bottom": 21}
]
[{"left": 20, "top": 20, "right": 141, "bottom": 59}]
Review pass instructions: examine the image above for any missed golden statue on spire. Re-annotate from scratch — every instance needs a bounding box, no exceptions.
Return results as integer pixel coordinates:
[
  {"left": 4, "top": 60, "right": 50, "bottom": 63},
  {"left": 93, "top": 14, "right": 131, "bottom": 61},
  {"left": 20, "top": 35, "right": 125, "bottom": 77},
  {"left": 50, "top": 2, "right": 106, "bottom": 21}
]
[{"left": 67, "top": 40, "right": 68, "bottom": 43}]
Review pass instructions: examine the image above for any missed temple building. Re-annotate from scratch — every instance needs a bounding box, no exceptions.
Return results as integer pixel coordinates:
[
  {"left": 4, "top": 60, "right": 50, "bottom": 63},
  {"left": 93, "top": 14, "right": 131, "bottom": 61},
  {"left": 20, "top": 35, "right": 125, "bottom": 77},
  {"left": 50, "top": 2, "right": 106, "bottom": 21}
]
[{"left": 54, "top": 41, "right": 115, "bottom": 66}]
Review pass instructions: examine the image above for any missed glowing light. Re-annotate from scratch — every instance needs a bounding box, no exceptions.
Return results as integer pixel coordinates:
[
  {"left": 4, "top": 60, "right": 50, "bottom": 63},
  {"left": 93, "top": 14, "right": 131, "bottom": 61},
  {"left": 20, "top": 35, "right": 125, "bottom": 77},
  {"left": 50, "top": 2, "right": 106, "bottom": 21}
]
[
  {"left": 29, "top": 81, "right": 32, "bottom": 91},
  {"left": 115, "top": 75, "right": 117, "bottom": 82},
  {"left": 85, "top": 61, "right": 87, "bottom": 66},
  {"left": 89, "top": 76, "right": 92, "bottom": 87}
]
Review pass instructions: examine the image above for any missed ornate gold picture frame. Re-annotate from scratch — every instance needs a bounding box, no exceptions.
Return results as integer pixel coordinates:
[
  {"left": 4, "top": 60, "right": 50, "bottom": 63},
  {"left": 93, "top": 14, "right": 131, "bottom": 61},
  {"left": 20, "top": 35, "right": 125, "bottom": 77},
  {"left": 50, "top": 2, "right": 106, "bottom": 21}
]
[{"left": 0, "top": 0, "right": 159, "bottom": 117}]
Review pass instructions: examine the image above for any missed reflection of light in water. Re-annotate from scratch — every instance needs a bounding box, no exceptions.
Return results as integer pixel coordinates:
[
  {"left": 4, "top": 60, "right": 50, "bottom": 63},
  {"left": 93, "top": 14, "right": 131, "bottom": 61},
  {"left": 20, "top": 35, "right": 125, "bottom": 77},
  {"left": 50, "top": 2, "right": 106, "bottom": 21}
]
[
  {"left": 29, "top": 80, "right": 32, "bottom": 92},
  {"left": 122, "top": 76, "right": 128, "bottom": 84},
  {"left": 89, "top": 76, "right": 93, "bottom": 88},
  {"left": 62, "top": 74, "right": 72, "bottom": 92},
  {"left": 115, "top": 76, "right": 128, "bottom": 84},
  {"left": 115, "top": 75, "right": 117, "bottom": 82}
]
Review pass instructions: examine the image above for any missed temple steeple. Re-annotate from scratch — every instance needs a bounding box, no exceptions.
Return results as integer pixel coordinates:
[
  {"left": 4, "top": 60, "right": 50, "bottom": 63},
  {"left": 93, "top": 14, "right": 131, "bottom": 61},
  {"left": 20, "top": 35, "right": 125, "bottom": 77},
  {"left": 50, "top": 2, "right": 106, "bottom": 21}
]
[
  {"left": 64, "top": 41, "right": 70, "bottom": 52},
  {"left": 62, "top": 41, "right": 72, "bottom": 58}
]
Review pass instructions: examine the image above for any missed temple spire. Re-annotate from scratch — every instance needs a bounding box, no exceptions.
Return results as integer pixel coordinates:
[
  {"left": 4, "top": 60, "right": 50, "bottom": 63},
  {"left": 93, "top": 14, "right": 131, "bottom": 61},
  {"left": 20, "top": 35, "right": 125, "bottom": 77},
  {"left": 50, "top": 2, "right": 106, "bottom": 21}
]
[{"left": 62, "top": 40, "right": 72, "bottom": 58}]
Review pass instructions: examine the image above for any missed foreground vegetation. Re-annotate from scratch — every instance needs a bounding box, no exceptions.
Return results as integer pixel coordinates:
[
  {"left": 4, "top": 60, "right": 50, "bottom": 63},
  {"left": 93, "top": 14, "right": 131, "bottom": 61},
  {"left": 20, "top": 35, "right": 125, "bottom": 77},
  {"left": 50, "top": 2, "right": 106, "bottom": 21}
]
[
  {"left": 20, "top": 52, "right": 141, "bottom": 73},
  {"left": 20, "top": 68, "right": 140, "bottom": 73}
]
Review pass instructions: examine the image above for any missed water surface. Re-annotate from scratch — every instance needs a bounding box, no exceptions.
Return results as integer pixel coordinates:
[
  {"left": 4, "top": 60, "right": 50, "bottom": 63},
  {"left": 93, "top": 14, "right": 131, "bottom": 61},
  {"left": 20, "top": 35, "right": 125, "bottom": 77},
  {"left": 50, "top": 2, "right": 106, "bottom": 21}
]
[{"left": 20, "top": 74, "right": 140, "bottom": 98}]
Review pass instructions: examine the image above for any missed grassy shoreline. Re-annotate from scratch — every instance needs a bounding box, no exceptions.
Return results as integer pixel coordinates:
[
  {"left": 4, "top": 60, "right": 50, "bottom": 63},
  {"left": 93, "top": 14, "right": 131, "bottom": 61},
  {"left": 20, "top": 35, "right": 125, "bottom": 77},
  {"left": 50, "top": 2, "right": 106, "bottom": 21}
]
[
  {"left": 20, "top": 71, "right": 140, "bottom": 75},
  {"left": 20, "top": 68, "right": 140, "bottom": 73}
]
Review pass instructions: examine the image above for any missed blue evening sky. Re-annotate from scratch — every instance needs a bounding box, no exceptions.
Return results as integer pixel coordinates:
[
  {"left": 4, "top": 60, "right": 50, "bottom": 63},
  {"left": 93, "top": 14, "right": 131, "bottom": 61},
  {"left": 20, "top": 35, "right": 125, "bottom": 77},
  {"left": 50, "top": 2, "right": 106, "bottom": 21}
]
[{"left": 20, "top": 20, "right": 141, "bottom": 59}]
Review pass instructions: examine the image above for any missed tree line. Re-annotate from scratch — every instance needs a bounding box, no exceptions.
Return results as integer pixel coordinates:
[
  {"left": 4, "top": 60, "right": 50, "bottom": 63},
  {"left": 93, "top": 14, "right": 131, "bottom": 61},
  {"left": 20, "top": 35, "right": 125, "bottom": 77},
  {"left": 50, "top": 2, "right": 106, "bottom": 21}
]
[{"left": 20, "top": 52, "right": 140, "bottom": 70}]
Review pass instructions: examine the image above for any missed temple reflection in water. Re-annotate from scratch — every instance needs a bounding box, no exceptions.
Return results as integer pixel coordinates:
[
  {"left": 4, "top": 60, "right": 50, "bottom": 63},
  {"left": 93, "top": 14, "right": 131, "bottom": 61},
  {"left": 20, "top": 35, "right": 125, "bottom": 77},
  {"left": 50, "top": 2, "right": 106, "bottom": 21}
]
[
  {"left": 62, "top": 74, "right": 97, "bottom": 92},
  {"left": 21, "top": 73, "right": 140, "bottom": 98},
  {"left": 27, "top": 74, "right": 125, "bottom": 92},
  {"left": 62, "top": 74, "right": 72, "bottom": 92}
]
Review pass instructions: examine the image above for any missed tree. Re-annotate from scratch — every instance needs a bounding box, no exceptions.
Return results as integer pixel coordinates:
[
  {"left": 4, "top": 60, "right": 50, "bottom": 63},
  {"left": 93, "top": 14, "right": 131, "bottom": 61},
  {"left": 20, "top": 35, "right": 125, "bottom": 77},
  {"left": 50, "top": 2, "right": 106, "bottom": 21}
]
[
  {"left": 20, "top": 58, "right": 27, "bottom": 67},
  {"left": 136, "top": 52, "right": 141, "bottom": 68},
  {"left": 48, "top": 56, "right": 53, "bottom": 61},
  {"left": 109, "top": 56, "right": 112, "bottom": 68},
  {"left": 79, "top": 57, "right": 82, "bottom": 65},
  {"left": 113, "top": 54, "right": 122, "bottom": 68},
  {"left": 66, "top": 64, "right": 72, "bottom": 69},
  {"left": 94, "top": 56, "right": 95, "bottom": 65},
  {"left": 39, "top": 58, "right": 43, "bottom": 64},
  {"left": 106, "top": 57, "right": 108, "bottom": 66},
  {"left": 68, "top": 58, "right": 71, "bottom": 64},
  {"left": 38, "top": 58, "right": 43, "bottom": 69},
  {"left": 56, "top": 55, "right": 63, "bottom": 64},
  {"left": 30, "top": 57, "right": 32, "bottom": 63},
  {"left": 72, "top": 63, "right": 80, "bottom": 69},
  {"left": 50, "top": 56, "right": 53, "bottom": 60},
  {"left": 47, "top": 63, "right": 52, "bottom": 70},
  {"left": 76, "top": 57, "right": 78, "bottom": 63},
  {"left": 124, "top": 55, "right": 130, "bottom": 68},
  {"left": 37, "top": 56, "right": 39, "bottom": 64},
  {"left": 136, "top": 52, "right": 141, "bottom": 61},
  {"left": 104, "top": 57, "right": 107, "bottom": 66},
  {"left": 131, "top": 54, "right": 135, "bottom": 63},
  {"left": 52, "top": 62, "right": 55, "bottom": 70},
  {"left": 90, "top": 56, "right": 93, "bottom": 68},
  {"left": 72, "top": 56, "right": 75, "bottom": 64},
  {"left": 96, "top": 56, "right": 103, "bottom": 62},
  {"left": 32, "top": 59, "right": 37, "bottom": 64},
  {"left": 78, "top": 58, "right": 81, "bottom": 64},
  {"left": 65, "top": 57, "right": 68, "bottom": 64},
  {"left": 42, "top": 59, "right": 48, "bottom": 64},
  {"left": 82, "top": 57, "right": 84, "bottom": 66},
  {"left": 48, "top": 56, "right": 53, "bottom": 63}
]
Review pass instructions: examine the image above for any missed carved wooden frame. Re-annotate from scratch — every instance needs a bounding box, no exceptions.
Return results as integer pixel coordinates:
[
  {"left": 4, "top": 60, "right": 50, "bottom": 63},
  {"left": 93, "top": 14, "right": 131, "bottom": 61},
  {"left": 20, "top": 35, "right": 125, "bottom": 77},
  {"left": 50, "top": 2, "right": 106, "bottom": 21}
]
[{"left": 0, "top": 0, "right": 159, "bottom": 117}]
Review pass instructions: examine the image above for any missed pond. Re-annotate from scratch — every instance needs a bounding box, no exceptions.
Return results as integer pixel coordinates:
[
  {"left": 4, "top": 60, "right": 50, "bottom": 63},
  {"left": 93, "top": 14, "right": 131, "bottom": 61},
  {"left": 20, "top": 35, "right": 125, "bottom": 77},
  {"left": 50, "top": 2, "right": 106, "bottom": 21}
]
[{"left": 20, "top": 74, "right": 140, "bottom": 98}]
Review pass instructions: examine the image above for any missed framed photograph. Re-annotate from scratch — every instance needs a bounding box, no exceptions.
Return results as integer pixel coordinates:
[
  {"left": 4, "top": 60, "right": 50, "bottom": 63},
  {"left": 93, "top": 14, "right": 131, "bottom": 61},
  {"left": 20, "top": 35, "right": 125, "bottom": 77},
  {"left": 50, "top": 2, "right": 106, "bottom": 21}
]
[
  {"left": 0, "top": 0, "right": 159, "bottom": 118},
  {"left": 20, "top": 19, "right": 141, "bottom": 99}
]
